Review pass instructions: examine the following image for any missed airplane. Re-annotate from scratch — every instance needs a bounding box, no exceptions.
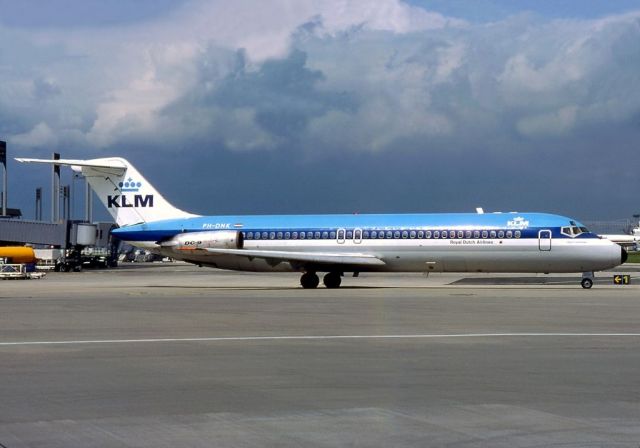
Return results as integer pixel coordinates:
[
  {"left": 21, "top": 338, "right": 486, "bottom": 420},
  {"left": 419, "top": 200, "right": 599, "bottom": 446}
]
[
  {"left": 16, "top": 157, "right": 627, "bottom": 289},
  {"left": 600, "top": 221, "right": 640, "bottom": 250}
]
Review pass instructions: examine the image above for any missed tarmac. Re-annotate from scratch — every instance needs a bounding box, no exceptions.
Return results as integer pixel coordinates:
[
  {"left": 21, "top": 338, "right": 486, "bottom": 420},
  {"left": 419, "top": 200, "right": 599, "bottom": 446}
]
[{"left": 1, "top": 263, "right": 639, "bottom": 447}]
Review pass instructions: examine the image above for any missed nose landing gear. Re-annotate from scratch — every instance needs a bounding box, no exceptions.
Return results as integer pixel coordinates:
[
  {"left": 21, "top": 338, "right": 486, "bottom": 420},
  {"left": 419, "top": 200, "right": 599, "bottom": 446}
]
[
  {"left": 581, "top": 272, "right": 594, "bottom": 289},
  {"left": 581, "top": 278, "right": 593, "bottom": 289}
]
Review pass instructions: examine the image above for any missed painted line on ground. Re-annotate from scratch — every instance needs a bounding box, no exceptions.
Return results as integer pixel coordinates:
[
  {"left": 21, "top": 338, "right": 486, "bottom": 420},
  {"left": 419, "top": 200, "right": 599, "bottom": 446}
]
[{"left": 1, "top": 333, "right": 640, "bottom": 346}]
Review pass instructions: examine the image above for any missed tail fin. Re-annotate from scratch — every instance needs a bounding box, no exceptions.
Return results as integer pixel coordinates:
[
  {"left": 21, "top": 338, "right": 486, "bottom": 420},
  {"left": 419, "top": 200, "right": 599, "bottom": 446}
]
[{"left": 16, "top": 157, "right": 197, "bottom": 226}]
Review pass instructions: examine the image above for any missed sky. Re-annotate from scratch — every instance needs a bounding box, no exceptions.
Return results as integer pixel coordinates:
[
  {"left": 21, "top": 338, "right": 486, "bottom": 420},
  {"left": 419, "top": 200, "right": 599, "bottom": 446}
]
[{"left": 1, "top": 0, "right": 639, "bottom": 222}]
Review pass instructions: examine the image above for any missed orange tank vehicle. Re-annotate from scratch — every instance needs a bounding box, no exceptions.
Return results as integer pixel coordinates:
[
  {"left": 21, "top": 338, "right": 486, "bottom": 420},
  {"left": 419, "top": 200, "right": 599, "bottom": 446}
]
[{"left": 0, "top": 247, "right": 38, "bottom": 264}]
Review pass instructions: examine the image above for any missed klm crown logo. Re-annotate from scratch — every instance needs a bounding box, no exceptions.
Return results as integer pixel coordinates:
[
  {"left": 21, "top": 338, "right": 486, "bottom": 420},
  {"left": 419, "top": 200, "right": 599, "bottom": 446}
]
[{"left": 119, "top": 178, "right": 142, "bottom": 192}]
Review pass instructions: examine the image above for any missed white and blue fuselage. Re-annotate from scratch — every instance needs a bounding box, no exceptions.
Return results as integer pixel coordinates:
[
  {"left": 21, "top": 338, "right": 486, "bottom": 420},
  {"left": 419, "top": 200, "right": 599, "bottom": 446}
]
[{"left": 113, "top": 212, "right": 624, "bottom": 274}]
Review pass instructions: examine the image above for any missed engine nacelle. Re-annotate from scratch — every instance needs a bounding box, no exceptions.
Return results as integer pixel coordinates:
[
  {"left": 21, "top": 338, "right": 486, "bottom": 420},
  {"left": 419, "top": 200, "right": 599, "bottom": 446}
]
[{"left": 161, "top": 231, "right": 244, "bottom": 250}]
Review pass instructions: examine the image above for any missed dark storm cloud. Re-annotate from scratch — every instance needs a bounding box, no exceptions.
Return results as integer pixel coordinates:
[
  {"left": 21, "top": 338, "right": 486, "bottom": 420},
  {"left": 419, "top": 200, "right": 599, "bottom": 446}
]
[{"left": 166, "top": 49, "right": 356, "bottom": 145}]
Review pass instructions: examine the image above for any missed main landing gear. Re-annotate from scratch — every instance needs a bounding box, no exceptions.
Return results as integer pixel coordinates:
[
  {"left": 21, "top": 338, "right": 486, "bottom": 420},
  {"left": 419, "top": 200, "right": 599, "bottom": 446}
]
[
  {"left": 323, "top": 272, "right": 342, "bottom": 289},
  {"left": 300, "top": 272, "right": 342, "bottom": 289},
  {"left": 300, "top": 272, "right": 320, "bottom": 289}
]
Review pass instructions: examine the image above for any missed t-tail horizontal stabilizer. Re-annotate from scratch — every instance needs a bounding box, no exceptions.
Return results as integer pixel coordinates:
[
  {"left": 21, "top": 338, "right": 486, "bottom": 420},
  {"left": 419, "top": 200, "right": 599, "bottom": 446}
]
[{"left": 16, "top": 157, "right": 198, "bottom": 226}]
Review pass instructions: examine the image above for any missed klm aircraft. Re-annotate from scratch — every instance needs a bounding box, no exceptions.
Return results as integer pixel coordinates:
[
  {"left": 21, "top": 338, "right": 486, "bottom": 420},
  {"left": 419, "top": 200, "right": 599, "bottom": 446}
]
[{"left": 17, "top": 157, "right": 627, "bottom": 289}]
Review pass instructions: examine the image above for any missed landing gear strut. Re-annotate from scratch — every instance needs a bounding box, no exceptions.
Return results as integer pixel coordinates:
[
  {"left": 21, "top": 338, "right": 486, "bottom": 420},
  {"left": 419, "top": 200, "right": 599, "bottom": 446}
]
[
  {"left": 323, "top": 272, "right": 342, "bottom": 289},
  {"left": 300, "top": 272, "right": 319, "bottom": 289},
  {"left": 581, "top": 272, "right": 594, "bottom": 289}
]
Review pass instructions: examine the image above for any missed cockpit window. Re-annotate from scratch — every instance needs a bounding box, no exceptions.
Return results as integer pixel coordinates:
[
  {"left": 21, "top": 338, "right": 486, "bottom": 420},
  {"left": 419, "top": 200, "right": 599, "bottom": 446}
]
[{"left": 561, "top": 225, "right": 589, "bottom": 237}]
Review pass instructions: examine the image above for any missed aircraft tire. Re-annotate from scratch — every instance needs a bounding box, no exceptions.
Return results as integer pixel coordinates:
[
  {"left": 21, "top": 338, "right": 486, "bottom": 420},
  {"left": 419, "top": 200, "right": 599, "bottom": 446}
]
[
  {"left": 301, "top": 272, "right": 319, "bottom": 289},
  {"left": 323, "top": 272, "right": 342, "bottom": 289},
  {"left": 581, "top": 278, "right": 593, "bottom": 289}
]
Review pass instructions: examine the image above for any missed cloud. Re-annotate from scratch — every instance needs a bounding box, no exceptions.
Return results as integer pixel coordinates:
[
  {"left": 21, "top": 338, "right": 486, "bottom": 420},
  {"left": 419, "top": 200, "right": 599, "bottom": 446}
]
[
  {"left": 3, "top": 1, "right": 639, "bottom": 155},
  {"left": 10, "top": 122, "right": 58, "bottom": 148},
  {"left": 1, "top": 0, "right": 464, "bottom": 151},
  {"left": 2, "top": 1, "right": 640, "bottom": 219}
]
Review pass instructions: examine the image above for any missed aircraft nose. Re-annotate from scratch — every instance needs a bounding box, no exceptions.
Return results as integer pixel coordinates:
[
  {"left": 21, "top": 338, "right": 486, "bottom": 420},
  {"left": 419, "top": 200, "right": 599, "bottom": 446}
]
[{"left": 621, "top": 247, "right": 628, "bottom": 264}]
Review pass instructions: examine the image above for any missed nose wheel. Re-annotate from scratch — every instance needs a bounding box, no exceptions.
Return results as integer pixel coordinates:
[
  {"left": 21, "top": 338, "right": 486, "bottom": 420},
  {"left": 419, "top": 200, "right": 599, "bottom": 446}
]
[
  {"left": 581, "top": 272, "right": 594, "bottom": 289},
  {"left": 300, "top": 272, "right": 319, "bottom": 289}
]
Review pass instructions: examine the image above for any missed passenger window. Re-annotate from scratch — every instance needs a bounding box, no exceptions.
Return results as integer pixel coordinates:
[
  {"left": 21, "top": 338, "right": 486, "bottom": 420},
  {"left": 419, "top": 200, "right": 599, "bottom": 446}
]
[
  {"left": 450, "top": 231, "right": 456, "bottom": 238},
  {"left": 434, "top": 231, "right": 440, "bottom": 238},
  {"left": 417, "top": 231, "right": 424, "bottom": 238},
  {"left": 498, "top": 230, "right": 504, "bottom": 238},
  {"left": 292, "top": 232, "right": 298, "bottom": 239},
  {"left": 322, "top": 231, "right": 329, "bottom": 239},
  {"left": 285, "top": 232, "right": 291, "bottom": 239},
  {"left": 246, "top": 232, "right": 253, "bottom": 239},
  {"left": 426, "top": 231, "right": 432, "bottom": 239},
  {"left": 490, "top": 231, "right": 496, "bottom": 238},
  {"left": 442, "top": 231, "right": 448, "bottom": 239},
  {"left": 473, "top": 230, "right": 480, "bottom": 238},
  {"left": 307, "top": 232, "right": 314, "bottom": 239},
  {"left": 277, "top": 232, "right": 283, "bottom": 239},
  {"left": 506, "top": 231, "right": 512, "bottom": 238},
  {"left": 337, "top": 229, "right": 344, "bottom": 240},
  {"left": 346, "top": 230, "right": 353, "bottom": 239},
  {"left": 515, "top": 230, "right": 521, "bottom": 238},
  {"left": 410, "top": 231, "right": 416, "bottom": 239},
  {"left": 386, "top": 231, "right": 393, "bottom": 239},
  {"left": 457, "top": 231, "right": 464, "bottom": 239},
  {"left": 269, "top": 232, "right": 276, "bottom": 240},
  {"left": 394, "top": 231, "right": 400, "bottom": 239},
  {"left": 465, "top": 231, "right": 472, "bottom": 238},
  {"left": 402, "top": 231, "right": 408, "bottom": 239},
  {"left": 300, "top": 232, "right": 306, "bottom": 239},
  {"left": 371, "top": 231, "right": 377, "bottom": 239},
  {"left": 482, "top": 231, "right": 488, "bottom": 238},
  {"left": 314, "top": 232, "right": 321, "bottom": 239},
  {"left": 330, "top": 231, "right": 336, "bottom": 239},
  {"left": 262, "top": 232, "right": 268, "bottom": 239}
]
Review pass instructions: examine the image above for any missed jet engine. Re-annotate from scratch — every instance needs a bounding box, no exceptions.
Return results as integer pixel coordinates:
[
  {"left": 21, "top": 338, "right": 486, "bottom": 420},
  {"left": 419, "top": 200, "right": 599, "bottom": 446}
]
[{"left": 161, "top": 231, "right": 244, "bottom": 250}]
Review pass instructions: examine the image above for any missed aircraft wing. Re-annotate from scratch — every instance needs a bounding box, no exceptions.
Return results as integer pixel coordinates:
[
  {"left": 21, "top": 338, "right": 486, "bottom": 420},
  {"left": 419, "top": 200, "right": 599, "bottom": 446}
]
[{"left": 205, "top": 248, "right": 386, "bottom": 266}]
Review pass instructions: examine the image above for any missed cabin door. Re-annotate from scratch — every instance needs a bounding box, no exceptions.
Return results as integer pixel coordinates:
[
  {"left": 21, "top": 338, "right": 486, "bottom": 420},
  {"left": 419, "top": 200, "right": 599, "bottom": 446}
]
[{"left": 538, "top": 230, "right": 552, "bottom": 251}]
